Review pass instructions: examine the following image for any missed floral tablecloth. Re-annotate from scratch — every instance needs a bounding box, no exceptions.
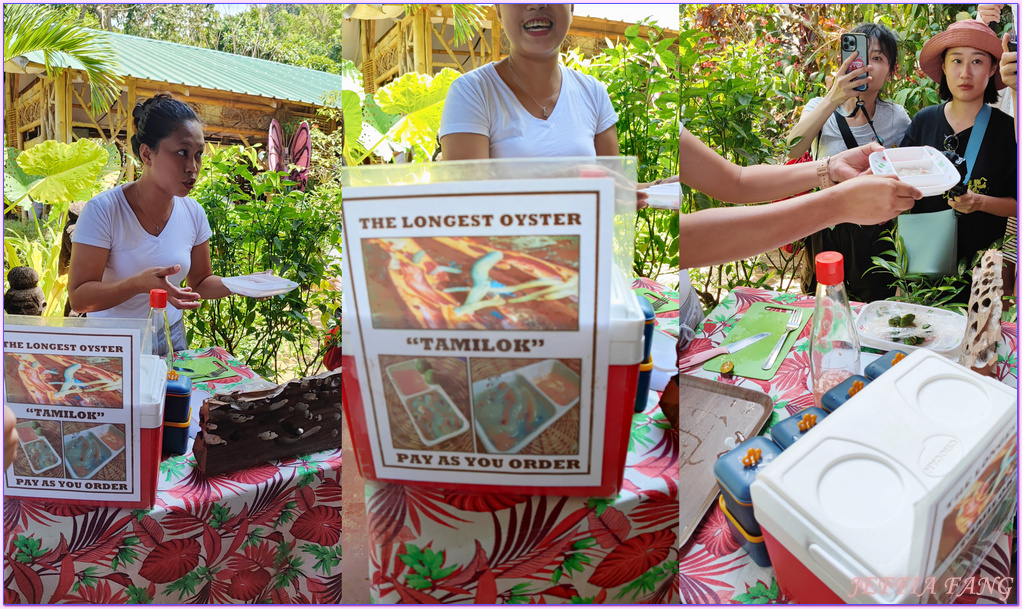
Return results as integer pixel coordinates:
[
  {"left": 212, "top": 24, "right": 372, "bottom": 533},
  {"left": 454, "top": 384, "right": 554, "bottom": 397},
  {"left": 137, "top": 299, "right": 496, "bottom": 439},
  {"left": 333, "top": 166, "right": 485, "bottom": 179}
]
[
  {"left": 677, "top": 287, "right": 1018, "bottom": 604},
  {"left": 3, "top": 351, "right": 342, "bottom": 604},
  {"left": 362, "top": 279, "right": 681, "bottom": 604}
]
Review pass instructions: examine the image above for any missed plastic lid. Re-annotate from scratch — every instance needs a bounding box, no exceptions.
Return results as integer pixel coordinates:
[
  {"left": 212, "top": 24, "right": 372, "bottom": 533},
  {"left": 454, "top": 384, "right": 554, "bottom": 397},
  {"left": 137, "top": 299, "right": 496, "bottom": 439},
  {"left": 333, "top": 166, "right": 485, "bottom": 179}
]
[
  {"left": 815, "top": 251, "right": 844, "bottom": 285},
  {"left": 149, "top": 289, "right": 168, "bottom": 308}
]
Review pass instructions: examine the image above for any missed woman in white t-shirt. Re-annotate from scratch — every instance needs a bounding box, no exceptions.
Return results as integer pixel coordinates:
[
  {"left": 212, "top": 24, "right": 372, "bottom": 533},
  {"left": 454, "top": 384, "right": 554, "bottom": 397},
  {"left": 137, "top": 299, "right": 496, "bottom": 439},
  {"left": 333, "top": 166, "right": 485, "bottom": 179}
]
[
  {"left": 69, "top": 94, "right": 231, "bottom": 350},
  {"left": 439, "top": 4, "right": 620, "bottom": 159}
]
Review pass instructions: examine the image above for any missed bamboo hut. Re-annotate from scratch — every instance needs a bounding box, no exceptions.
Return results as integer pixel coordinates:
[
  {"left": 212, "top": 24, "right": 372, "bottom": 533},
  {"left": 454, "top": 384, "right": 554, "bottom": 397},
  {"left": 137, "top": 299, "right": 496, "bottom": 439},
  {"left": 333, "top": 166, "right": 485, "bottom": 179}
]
[
  {"left": 342, "top": 4, "right": 679, "bottom": 93},
  {"left": 4, "top": 30, "right": 345, "bottom": 160}
]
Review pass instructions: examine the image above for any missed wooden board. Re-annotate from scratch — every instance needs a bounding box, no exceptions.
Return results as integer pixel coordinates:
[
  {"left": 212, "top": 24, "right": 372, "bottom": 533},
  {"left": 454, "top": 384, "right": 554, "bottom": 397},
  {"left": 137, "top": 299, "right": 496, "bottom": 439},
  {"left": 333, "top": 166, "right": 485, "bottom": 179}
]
[{"left": 677, "top": 374, "right": 773, "bottom": 547}]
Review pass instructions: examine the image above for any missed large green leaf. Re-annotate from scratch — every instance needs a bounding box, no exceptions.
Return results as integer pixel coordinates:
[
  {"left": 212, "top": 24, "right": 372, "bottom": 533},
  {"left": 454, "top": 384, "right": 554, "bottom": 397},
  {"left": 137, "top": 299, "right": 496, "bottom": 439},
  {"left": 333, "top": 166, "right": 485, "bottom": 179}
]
[
  {"left": 375, "top": 68, "right": 460, "bottom": 158},
  {"left": 363, "top": 94, "right": 399, "bottom": 136},
  {"left": 3, "top": 147, "right": 42, "bottom": 210},
  {"left": 17, "top": 139, "right": 107, "bottom": 205},
  {"left": 341, "top": 89, "right": 363, "bottom": 149}
]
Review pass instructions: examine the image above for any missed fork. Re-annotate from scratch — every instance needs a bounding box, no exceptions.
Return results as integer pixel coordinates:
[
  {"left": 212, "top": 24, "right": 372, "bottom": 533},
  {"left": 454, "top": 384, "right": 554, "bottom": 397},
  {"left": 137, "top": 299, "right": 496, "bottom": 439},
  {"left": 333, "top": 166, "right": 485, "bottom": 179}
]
[{"left": 762, "top": 309, "right": 803, "bottom": 370}]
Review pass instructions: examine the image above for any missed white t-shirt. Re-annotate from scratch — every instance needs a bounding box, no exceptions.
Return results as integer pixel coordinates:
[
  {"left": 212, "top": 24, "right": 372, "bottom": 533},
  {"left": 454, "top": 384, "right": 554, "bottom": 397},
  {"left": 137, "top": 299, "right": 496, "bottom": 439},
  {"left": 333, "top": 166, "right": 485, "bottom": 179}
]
[
  {"left": 439, "top": 62, "right": 618, "bottom": 158},
  {"left": 803, "top": 97, "right": 911, "bottom": 158},
  {"left": 72, "top": 184, "right": 213, "bottom": 325}
]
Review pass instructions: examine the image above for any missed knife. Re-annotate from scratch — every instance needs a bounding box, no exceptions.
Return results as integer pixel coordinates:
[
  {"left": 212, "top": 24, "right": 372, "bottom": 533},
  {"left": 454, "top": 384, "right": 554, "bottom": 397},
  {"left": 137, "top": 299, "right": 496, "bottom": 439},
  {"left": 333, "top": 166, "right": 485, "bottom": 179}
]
[{"left": 677, "top": 332, "right": 773, "bottom": 370}]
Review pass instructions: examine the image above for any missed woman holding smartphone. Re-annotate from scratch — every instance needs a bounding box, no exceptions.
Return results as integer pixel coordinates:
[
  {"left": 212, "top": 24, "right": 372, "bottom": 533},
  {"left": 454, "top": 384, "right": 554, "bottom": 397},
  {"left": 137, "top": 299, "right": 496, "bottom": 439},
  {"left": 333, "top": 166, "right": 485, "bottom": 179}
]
[
  {"left": 901, "top": 19, "right": 1017, "bottom": 287},
  {"left": 786, "top": 23, "right": 911, "bottom": 302}
]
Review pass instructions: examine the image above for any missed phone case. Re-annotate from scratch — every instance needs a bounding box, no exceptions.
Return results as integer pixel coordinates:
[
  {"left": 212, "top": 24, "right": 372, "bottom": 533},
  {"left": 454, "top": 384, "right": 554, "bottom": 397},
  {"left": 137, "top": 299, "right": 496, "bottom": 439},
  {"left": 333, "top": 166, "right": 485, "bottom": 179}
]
[{"left": 841, "top": 33, "right": 869, "bottom": 92}]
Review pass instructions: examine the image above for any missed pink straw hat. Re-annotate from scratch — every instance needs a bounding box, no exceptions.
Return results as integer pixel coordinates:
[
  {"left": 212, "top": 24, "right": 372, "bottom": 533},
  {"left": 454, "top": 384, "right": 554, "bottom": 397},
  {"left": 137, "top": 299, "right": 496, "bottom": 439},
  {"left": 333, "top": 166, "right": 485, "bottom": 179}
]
[{"left": 919, "top": 19, "right": 1005, "bottom": 90}]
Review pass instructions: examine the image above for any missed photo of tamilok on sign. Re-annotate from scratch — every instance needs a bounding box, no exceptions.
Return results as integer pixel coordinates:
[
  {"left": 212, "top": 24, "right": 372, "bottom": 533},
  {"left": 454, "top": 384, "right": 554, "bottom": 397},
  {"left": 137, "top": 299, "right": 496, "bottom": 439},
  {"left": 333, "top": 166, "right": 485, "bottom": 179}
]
[{"left": 361, "top": 234, "right": 580, "bottom": 331}]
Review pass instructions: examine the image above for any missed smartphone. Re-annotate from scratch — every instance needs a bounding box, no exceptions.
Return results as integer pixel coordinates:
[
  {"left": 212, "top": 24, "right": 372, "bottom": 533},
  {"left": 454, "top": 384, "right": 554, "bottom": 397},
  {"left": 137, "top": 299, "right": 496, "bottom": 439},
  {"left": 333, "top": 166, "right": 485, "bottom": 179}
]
[
  {"left": 841, "top": 33, "right": 869, "bottom": 92},
  {"left": 1009, "top": 23, "right": 1017, "bottom": 52}
]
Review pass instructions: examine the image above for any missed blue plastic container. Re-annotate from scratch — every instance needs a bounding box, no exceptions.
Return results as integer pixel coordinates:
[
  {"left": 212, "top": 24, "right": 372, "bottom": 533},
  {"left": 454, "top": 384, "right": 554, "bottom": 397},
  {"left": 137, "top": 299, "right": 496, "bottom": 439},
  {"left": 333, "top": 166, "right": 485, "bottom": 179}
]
[
  {"left": 634, "top": 355, "right": 654, "bottom": 413},
  {"left": 864, "top": 349, "right": 909, "bottom": 380},
  {"left": 713, "top": 435, "right": 782, "bottom": 536},
  {"left": 770, "top": 407, "right": 829, "bottom": 451},
  {"left": 719, "top": 495, "right": 772, "bottom": 567},
  {"left": 637, "top": 295, "right": 655, "bottom": 362},
  {"left": 820, "top": 374, "right": 870, "bottom": 413},
  {"left": 162, "top": 406, "right": 191, "bottom": 456},
  {"left": 165, "top": 374, "right": 193, "bottom": 424}
]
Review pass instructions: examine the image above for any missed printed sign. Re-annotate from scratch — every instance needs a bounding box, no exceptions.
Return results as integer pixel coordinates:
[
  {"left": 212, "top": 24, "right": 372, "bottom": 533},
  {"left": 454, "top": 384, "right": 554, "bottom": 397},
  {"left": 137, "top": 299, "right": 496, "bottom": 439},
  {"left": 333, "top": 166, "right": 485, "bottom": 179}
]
[
  {"left": 3, "top": 322, "right": 143, "bottom": 502},
  {"left": 343, "top": 177, "right": 616, "bottom": 487},
  {"left": 925, "top": 424, "right": 1018, "bottom": 602}
]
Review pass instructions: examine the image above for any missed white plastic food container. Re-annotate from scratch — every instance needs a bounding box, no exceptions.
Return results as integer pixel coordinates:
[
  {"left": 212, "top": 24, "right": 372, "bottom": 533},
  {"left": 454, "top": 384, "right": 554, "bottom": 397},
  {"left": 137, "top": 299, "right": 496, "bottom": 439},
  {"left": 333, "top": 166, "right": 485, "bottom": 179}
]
[
  {"left": 472, "top": 359, "right": 579, "bottom": 455},
  {"left": 869, "top": 146, "right": 961, "bottom": 197},
  {"left": 385, "top": 359, "right": 471, "bottom": 447},
  {"left": 751, "top": 349, "right": 1018, "bottom": 604},
  {"left": 856, "top": 300, "right": 966, "bottom": 358}
]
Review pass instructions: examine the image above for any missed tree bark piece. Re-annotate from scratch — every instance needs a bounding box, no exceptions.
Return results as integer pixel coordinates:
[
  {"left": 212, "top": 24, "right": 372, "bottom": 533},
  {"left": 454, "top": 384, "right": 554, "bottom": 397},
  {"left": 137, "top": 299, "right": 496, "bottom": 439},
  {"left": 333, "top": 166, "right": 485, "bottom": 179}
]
[
  {"left": 193, "top": 369, "right": 342, "bottom": 477},
  {"left": 959, "top": 250, "right": 1003, "bottom": 376}
]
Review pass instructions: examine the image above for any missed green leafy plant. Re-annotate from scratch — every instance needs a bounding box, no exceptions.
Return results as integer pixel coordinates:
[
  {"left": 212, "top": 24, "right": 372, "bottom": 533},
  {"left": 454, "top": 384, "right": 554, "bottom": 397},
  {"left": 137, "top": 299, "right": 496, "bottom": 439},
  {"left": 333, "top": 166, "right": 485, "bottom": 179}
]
[
  {"left": 187, "top": 144, "right": 341, "bottom": 381},
  {"left": 342, "top": 66, "right": 460, "bottom": 165},
  {"left": 3, "top": 139, "right": 120, "bottom": 316}
]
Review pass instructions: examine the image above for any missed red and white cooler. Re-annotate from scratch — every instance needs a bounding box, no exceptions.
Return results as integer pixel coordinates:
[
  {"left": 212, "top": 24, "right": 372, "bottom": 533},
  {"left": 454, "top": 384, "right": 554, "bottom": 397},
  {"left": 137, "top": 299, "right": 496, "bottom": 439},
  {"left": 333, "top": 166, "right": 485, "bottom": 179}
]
[{"left": 750, "top": 349, "right": 1017, "bottom": 603}]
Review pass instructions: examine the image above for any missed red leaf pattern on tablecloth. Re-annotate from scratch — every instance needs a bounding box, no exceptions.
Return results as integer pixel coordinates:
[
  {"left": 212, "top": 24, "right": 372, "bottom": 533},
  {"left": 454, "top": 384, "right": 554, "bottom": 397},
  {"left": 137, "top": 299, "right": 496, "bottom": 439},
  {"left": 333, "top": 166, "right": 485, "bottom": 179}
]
[
  {"left": 226, "top": 567, "right": 271, "bottom": 601},
  {"left": 587, "top": 529, "right": 675, "bottom": 588},
  {"left": 695, "top": 506, "right": 741, "bottom": 557},
  {"left": 587, "top": 507, "right": 631, "bottom": 548},
  {"left": 678, "top": 549, "right": 747, "bottom": 603},
  {"left": 307, "top": 572, "right": 342, "bottom": 604},
  {"left": 290, "top": 505, "right": 341, "bottom": 546},
  {"left": 441, "top": 489, "right": 530, "bottom": 512},
  {"left": 225, "top": 462, "right": 280, "bottom": 486},
  {"left": 138, "top": 538, "right": 201, "bottom": 583}
]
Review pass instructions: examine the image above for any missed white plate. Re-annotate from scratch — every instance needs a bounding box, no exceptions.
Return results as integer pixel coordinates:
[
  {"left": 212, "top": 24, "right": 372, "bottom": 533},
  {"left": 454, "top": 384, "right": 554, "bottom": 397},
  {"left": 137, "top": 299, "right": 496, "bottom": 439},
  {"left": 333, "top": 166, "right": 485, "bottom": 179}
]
[
  {"left": 639, "top": 183, "right": 681, "bottom": 210},
  {"left": 222, "top": 273, "right": 299, "bottom": 297},
  {"left": 868, "top": 146, "right": 960, "bottom": 197}
]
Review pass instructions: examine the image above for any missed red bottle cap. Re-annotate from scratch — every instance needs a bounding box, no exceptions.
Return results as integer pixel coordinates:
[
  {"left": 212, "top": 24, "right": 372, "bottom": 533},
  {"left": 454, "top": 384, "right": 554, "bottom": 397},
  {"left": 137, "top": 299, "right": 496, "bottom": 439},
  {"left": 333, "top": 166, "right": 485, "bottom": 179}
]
[
  {"left": 815, "top": 251, "right": 845, "bottom": 285},
  {"left": 149, "top": 289, "right": 168, "bottom": 308}
]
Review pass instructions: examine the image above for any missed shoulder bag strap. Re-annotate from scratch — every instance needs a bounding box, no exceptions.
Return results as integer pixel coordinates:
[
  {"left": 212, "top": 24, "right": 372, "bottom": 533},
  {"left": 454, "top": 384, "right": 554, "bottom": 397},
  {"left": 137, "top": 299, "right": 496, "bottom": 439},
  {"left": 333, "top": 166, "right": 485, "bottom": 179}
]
[
  {"left": 832, "top": 110, "right": 860, "bottom": 151},
  {"left": 961, "top": 104, "right": 991, "bottom": 184}
]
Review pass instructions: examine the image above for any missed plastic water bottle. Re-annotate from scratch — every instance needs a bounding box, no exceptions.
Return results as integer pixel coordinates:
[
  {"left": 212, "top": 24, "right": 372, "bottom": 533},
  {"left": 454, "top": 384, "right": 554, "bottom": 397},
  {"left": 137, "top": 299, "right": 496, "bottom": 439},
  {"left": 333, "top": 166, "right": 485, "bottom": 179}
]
[
  {"left": 143, "top": 289, "right": 174, "bottom": 369},
  {"left": 810, "top": 252, "right": 860, "bottom": 408}
]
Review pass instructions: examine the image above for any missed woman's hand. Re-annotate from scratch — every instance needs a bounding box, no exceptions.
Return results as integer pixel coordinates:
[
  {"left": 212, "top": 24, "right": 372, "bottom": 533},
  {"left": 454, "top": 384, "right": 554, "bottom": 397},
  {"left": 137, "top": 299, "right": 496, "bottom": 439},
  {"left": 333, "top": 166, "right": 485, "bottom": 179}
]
[
  {"left": 976, "top": 4, "right": 1004, "bottom": 25},
  {"left": 832, "top": 174, "right": 922, "bottom": 225},
  {"left": 5, "top": 406, "right": 18, "bottom": 469},
  {"left": 829, "top": 142, "right": 884, "bottom": 181},
  {"left": 1001, "top": 33, "right": 1018, "bottom": 91},
  {"left": 137, "top": 265, "right": 202, "bottom": 309},
  {"left": 950, "top": 190, "right": 985, "bottom": 214},
  {"left": 824, "top": 53, "right": 872, "bottom": 107}
]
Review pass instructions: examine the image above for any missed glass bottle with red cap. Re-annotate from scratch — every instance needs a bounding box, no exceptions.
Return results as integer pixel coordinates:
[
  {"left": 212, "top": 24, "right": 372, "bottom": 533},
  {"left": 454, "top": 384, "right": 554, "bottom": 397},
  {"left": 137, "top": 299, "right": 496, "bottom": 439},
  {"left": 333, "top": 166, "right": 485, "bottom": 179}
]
[
  {"left": 143, "top": 289, "right": 174, "bottom": 369},
  {"left": 809, "top": 251, "right": 861, "bottom": 408}
]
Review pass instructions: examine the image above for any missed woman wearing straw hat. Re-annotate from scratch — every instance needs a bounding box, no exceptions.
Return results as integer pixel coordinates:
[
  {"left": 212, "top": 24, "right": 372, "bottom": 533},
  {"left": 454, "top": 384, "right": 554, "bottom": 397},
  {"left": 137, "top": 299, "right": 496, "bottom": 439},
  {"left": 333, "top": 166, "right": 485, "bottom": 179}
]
[{"left": 901, "top": 19, "right": 1017, "bottom": 271}]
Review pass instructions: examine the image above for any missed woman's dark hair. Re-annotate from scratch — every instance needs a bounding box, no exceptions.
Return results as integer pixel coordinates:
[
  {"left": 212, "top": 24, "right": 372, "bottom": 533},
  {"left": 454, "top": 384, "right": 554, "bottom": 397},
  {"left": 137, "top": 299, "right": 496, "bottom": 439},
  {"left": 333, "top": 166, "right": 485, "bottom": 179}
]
[
  {"left": 130, "top": 93, "right": 200, "bottom": 160},
  {"left": 851, "top": 22, "right": 899, "bottom": 68},
  {"left": 936, "top": 50, "right": 1000, "bottom": 103}
]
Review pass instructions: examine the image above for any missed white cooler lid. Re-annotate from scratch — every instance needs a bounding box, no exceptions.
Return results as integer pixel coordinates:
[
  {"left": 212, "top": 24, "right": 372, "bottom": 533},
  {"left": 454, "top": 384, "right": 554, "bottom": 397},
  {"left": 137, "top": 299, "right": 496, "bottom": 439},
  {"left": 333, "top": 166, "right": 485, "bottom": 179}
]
[{"left": 751, "top": 350, "right": 1017, "bottom": 602}]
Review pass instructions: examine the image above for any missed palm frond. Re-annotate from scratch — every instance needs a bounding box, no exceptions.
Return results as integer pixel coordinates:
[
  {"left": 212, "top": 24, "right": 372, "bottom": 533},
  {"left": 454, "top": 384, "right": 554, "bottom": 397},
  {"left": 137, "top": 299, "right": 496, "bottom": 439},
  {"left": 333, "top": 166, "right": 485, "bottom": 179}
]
[{"left": 3, "top": 4, "right": 122, "bottom": 114}]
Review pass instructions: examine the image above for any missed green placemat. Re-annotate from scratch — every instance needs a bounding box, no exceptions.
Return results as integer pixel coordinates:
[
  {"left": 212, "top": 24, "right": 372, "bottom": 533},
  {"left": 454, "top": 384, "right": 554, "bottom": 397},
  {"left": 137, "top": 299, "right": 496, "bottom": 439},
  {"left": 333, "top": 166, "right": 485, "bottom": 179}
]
[{"left": 702, "top": 302, "right": 812, "bottom": 380}]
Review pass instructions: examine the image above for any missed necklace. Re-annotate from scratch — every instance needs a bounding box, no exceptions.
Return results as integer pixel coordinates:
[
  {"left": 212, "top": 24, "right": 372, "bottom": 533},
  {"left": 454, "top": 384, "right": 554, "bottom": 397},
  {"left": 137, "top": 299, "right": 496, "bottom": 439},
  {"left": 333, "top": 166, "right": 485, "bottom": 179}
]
[
  {"left": 507, "top": 56, "right": 559, "bottom": 119},
  {"left": 130, "top": 184, "right": 169, "bottom": 236}
]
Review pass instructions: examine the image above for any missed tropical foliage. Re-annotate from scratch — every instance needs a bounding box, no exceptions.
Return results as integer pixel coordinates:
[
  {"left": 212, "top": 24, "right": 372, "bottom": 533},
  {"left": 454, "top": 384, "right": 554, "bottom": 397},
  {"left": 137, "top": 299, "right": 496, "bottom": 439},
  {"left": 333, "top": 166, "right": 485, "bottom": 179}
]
[
  {"left": 186, "top": 145, "right": 342, "bottom": 381},
  {"left": 3, "top": 140, "right": 121, "bottom": 316},
  {"left": 3, "top": 4, "right": 122, "bottom": 113}
]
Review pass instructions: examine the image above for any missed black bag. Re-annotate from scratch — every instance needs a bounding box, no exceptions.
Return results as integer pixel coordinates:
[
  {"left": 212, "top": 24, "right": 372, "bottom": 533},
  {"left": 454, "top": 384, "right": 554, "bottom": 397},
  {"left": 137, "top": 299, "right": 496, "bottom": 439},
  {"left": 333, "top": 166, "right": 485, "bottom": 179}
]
[{"left": 800, "top": 111, "right": 897, "bottom": 302}]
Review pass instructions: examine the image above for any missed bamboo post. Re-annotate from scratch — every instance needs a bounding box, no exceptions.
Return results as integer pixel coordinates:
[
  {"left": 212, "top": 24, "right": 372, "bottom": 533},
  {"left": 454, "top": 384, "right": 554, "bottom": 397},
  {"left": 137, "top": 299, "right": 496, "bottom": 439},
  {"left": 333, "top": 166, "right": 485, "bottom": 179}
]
[
  {"left": 412, "top": 9, "right": 427, "bottom": 74},
  {"left": 491, "top": 11, "right": 502, "bottom": 62},
  {"left": 126, "top": 78, "right": 137, "bottom": 180},
  {"left": 54, "top": 72, "right": 71, "bottom": 143}
]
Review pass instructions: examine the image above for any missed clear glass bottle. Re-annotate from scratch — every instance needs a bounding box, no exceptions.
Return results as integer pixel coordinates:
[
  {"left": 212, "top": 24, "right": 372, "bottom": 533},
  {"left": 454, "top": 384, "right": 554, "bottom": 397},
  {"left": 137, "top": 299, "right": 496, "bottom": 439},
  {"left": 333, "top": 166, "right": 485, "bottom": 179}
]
[
  {"left": 143, "top": 289, "right": 174, "bottom": 370},
  {"left": 810, "top": 252, "right": 861, "bottom": 408}
]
